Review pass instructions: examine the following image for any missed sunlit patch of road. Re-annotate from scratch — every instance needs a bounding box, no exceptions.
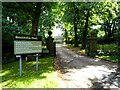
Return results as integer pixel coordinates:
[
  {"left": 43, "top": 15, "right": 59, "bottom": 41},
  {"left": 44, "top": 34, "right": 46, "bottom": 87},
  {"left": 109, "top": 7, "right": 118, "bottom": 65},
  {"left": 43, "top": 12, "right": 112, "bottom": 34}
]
[{"left": 55, "top": 44, "right": 119, "bottom": 88}]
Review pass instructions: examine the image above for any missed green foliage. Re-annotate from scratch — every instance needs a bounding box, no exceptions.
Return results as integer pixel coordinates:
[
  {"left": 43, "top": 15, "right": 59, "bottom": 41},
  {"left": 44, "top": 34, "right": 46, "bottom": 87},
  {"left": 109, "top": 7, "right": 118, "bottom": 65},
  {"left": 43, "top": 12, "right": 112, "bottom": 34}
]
[
  {"left": 38, "top": 2, "right": 59, "bottom": 42},
  {"left": 67, "top": 44, "right": 119, "bottom": 63},
  {"left": 2, "top": 2, "right": 59, "bottom": 63},
  {"left": 58, "top": 2, "right": 120, "bottom": 47},
  {"left": 2, "top": 3, "right": 34, "bottom": 64},
  {"left": 97, "top": 43, "right": 120, "bottom": 57},
  {"left": 96, "top": 55, "right": 120, "bottom": 63},
  {"left": 97, "top": 30, "right": 105, "bottom": 38},
  {"left": 2, "top": 2, "right": 34, "bottom": 34},
  {"left": 2, "top": 2, "right": 120, "bottom": 63},
  {"left": 1, "top": 57, "right": 62, "bottom": 88}
]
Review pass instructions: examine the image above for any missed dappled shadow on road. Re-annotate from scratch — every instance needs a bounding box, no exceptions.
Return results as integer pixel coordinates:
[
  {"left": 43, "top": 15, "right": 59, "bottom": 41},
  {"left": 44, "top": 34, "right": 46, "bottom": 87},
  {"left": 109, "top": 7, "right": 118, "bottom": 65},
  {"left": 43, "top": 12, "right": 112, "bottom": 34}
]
[
  {"left": 54, "top": 55, "right": 119, "bottom": 88},
  {"left": 54, "top": 45, "right": 119, "bottom": 88},
  {"left": 57, "top": 45, "right": 117, "bottom": 68},
  {"left": 91, "top": 68, "right": 120, "bottom": 89},
  {"left": 54, "top": 54, "right": 117, "bottom": 73}
]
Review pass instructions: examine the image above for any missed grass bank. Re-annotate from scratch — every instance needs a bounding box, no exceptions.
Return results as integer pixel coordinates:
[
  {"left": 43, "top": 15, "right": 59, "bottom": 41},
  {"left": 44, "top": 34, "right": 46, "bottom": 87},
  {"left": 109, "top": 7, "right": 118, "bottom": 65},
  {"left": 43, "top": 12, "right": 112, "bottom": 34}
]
[{"left": 1, "top": 57, "right": 63, "bottom": 88}]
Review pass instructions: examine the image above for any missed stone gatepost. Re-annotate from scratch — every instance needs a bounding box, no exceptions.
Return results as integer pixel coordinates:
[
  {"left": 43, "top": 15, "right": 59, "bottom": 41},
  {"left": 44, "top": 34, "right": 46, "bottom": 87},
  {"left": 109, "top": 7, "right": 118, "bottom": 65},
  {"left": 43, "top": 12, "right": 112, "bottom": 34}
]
[
  {"left": 46, "top": 31, "right": 56, "bottom": 56},
  {"left": 87, "top": 31, "right": 97, "bottom": 57}
]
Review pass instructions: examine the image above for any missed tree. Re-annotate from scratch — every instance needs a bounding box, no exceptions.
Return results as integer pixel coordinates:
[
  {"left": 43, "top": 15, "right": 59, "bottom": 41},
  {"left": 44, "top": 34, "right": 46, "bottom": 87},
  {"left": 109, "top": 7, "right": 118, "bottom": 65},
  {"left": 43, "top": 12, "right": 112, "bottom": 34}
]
[
  {"left": 31, "top": 2, "right": 41, "bottom": 35},
  {"left": 99, "top": 2, "right": 119, "bottom": 43},
  {"left": 2, "top": 2, "right": 57, "bottom": 63},
  {"left": 60, "top": 2, "right": 79, "bottom": 46}
]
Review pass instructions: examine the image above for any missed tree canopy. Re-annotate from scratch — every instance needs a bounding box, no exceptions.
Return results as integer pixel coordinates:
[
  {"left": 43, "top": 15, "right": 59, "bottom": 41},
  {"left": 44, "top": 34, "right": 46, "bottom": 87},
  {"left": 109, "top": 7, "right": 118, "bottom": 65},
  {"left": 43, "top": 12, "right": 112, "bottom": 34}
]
[{"left": 2, "top": 2, "right": 120, "bottom": 63}]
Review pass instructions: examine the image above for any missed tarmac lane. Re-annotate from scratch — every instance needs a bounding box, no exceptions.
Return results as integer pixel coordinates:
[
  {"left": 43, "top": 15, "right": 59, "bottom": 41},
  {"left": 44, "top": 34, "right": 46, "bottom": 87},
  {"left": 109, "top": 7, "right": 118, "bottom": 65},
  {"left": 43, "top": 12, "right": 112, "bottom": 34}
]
[{"left": 55, "top": 44, "right": 120, "bottom": 89}]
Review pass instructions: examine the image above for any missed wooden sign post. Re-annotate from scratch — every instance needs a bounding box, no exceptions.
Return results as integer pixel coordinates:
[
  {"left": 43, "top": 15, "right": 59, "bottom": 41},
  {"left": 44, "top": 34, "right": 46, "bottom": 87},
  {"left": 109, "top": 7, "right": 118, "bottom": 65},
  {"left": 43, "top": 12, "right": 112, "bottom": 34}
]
[{"left": 14, "top": 34, "right": 42, "bottom": 76}]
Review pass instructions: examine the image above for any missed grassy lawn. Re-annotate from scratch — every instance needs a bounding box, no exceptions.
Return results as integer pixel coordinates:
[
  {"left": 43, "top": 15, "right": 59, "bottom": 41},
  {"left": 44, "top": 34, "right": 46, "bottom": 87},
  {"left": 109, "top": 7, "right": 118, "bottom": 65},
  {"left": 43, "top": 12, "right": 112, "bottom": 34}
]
[{"left": 1, "top": 57, "right": 63, "bottom": 88}]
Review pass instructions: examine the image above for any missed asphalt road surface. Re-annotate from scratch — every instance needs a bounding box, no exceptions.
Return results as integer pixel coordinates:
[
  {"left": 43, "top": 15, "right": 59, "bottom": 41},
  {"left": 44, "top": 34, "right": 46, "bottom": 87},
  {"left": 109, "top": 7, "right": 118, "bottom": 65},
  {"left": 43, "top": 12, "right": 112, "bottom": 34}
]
[{"left": 55, "top": 44, "right": 120, "bottom": 89}]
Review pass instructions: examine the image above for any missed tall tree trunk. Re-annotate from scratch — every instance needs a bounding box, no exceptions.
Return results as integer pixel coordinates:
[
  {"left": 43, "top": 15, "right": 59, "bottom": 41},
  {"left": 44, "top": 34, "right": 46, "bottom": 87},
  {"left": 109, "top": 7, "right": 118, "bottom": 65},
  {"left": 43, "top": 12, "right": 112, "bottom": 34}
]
[
  {"left": 26, "top": 2, "right": 41, "bottom": 61},
  {"left": 81, "top": 10, "right": 89, "bottom": 49},
  {"left": 31, "top": 2, "right": 41, "bottom": 35},
  {"left": 74, "top": 3, "right": 78, "bottom": 47},
  {"left": 74, "top": 19, "right": 78, "bottom": 47}
]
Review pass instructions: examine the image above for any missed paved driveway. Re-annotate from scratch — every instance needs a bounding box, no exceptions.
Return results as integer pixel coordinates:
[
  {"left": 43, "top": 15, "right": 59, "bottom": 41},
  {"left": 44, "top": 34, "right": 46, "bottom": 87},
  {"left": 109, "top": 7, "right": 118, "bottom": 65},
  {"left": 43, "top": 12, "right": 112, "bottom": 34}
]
[{"left": 55, "top": 44, "right": 120, "bottom": 89}]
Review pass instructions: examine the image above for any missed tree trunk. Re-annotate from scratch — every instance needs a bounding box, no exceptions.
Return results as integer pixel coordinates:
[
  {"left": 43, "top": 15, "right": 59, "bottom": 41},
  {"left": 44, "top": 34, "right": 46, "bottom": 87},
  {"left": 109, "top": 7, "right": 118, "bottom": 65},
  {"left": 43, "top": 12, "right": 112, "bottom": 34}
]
[
  {"left": 74, "top": 19, "right": 78, "bottom": 47},
  {"left": 81, "top": 10, "right": 89, "bottom": 49},
  {"left": 26, "top": 2, "right": 41, "bottom": 61},
  {"left": 31, "top": 2, "right": 41, "bottom": 35},
  {"left": 65, "top": 29, "right": 68, "bottom": 44},
  {"left": 73, "top": 3, "right": 78, "bottom": 47}
]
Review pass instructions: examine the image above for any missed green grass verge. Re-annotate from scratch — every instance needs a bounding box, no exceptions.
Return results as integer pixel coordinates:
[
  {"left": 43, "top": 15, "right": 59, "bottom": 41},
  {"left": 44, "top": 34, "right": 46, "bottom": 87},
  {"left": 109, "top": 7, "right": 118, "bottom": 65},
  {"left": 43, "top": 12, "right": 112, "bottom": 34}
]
[
  {"left": 1, "top": 57, "right": 63, "bottom": 88},
  {"left": 96, "top": 55, "right": 120, "bottom": 63},
  {"left": 96, "top": 44, "right": 120, "bottom": 63}
]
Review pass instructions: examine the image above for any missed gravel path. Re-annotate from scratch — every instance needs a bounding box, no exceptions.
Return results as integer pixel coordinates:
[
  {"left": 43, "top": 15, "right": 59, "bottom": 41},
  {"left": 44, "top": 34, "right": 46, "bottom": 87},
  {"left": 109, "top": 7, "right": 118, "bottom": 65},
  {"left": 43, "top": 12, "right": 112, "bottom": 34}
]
[{"left": 55, "top": 44, "right": 120, "bottom": 89}]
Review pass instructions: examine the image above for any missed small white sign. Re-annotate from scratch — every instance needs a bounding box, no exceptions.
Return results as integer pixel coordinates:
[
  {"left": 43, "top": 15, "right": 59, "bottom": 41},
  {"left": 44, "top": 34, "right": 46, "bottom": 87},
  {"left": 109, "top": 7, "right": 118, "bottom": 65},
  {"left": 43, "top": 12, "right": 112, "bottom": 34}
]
[{"left": 16, "top": 55, "right": 21, "bottom": 58}]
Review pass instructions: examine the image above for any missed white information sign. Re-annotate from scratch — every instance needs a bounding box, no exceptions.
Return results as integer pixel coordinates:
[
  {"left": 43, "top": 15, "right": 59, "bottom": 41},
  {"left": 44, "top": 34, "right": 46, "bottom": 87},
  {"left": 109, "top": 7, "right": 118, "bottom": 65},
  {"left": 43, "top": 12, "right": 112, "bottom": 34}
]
[{"left": 14, "top": 41, "right": 42, "bottom": 54}]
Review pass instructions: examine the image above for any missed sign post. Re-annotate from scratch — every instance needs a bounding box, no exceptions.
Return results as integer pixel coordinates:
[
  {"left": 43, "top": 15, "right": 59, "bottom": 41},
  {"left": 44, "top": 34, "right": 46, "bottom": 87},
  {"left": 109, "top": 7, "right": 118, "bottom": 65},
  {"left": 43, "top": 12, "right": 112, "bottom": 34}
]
[
  {"left": 20, "top": 56, "right": 22, "bottom": 76},
  {"left": 36, "top": 54, "right": 38, "bottom": 72},
  {"left": 14, "top": 34, "right": 42, "bottom": 76},
  {"left": 16, "top": 55, "right": 22, "bottom": 76}
]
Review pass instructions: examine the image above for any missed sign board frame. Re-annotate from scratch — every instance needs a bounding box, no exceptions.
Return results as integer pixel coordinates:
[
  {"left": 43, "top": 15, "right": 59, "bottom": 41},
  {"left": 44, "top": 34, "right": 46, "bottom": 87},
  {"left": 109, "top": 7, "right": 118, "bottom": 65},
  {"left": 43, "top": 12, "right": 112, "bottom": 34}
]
[
  {"left": 14, "top": 34, "right": 42, "bottom": 76},
  {"left": 14, "top": 34, "right": 42, "bottom": 55}
]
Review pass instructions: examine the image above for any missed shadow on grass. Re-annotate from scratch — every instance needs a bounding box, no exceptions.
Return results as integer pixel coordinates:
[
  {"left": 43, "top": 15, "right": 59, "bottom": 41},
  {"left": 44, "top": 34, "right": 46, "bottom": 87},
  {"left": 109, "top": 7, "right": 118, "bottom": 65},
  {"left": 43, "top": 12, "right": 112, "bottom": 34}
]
[{"left": 1, "top": 56, "right": 55, "bottom": 88}]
